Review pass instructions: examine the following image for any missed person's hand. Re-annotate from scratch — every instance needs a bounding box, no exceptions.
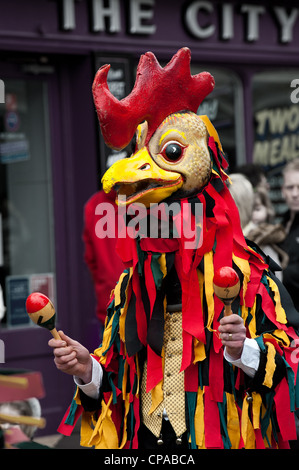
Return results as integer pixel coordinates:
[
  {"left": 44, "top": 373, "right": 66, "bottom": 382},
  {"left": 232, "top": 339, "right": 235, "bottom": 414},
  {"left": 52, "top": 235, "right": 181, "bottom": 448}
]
[
  {"left": 48, "top": 331, "right": 92, "bottom": 384},
  {"left": 218, "top": 314, "right": 246, "bottom": 360}
]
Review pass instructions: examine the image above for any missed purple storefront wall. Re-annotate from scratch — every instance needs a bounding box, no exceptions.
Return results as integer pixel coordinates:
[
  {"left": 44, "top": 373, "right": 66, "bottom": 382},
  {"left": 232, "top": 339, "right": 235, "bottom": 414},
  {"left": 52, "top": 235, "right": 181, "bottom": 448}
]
[{"left": 0, "top": 0, "right": 299, "bottom": 436}]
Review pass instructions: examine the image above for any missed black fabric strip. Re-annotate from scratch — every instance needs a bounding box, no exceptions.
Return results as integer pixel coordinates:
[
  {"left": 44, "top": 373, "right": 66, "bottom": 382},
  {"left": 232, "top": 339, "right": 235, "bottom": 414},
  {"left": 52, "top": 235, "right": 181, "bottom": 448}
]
[
  {"left": 125, "top": 292, "right": 143, "bottom": 357},
  {"left": 146, "top": 287, "right": 165, "bottom": 357},
  {"left": 267, "top": 270, "right": 299, "bottom": 331}
]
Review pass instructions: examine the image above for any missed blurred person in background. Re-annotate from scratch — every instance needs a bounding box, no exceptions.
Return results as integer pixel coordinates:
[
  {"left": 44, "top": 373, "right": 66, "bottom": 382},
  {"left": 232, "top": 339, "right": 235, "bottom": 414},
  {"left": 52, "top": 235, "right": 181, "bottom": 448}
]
[
  {"left": 228, "top": 174, "right": 287, "bottom": 281},
  {"left": 227, "top": 173, "right": 255, "bottom": 234},
  {"left": 83, "top": 188, "right": 124, "bottom": 334},
  {"left": 246, "top": 186, "right": 288, "bottom": 282},
  {"left": 279, "top": 158, "right": 299, "bottom": 311},
  {"left": 234, "top": 163, "right": 270, "bottom": 192}
]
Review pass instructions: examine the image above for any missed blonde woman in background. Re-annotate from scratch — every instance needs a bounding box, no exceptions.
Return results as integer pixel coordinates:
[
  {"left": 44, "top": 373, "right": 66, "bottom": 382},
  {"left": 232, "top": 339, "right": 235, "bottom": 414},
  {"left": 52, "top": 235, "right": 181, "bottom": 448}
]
[{"left": 228, "top": 173, "right": 287, "bottom": 281}]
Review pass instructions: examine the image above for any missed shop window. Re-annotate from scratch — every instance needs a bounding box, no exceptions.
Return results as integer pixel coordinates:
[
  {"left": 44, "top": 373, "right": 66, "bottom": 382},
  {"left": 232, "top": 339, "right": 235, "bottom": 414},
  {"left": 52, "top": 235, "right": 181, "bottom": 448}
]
[
  {"left": 192, "top": 66, "right": 245, "bottom": 169},
  {"left": 0, "top": 79, "right": 55, "bottom": 328},
  {"left": 252, "top": 70, "right": 299, "bottom": 220}
]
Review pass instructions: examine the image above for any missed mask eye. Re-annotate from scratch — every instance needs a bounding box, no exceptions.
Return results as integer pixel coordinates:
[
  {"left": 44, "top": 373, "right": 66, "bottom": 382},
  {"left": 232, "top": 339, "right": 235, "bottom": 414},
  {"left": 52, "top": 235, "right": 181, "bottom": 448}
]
[{"left": 160, "top": 141, "right": 185, "bottom": 162}]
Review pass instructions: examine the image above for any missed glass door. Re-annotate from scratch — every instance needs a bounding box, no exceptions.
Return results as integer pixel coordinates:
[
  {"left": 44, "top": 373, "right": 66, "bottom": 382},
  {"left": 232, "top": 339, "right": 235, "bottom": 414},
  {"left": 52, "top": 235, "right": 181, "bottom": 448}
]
[{"left": 0, "top": 78, "right": 55, "bottom": 328}]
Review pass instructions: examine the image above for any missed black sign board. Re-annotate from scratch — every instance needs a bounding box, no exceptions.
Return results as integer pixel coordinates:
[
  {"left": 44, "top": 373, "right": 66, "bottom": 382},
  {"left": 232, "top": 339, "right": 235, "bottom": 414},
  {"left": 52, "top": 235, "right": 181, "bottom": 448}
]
[{"left": 94, "top": 55, "right": 133, "bottom": 177}]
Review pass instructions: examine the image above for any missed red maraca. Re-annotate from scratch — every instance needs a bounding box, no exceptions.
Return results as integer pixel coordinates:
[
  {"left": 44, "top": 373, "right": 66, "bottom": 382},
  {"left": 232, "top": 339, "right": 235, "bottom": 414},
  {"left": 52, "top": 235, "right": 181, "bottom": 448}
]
[
  {"left": 213, "top": 267, "right": 240, "bottom": 316},
  {"left": 26, "top": 292, "right": 61, "bottom": 339}
]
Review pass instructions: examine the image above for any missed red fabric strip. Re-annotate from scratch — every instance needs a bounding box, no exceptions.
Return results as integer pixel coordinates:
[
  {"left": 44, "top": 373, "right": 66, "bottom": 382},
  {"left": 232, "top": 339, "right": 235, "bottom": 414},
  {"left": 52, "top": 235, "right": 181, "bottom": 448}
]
[
  {"left": 254, "top": 428, "right": 266, "bottom": 449},
  {"left": 284, "top": 347, "right": 299, "bottom": 381},
  {"left": 139, "top": 236, "right": 179, "bottom": 253},
  {"left": 184, "top": 362, "right": 198, "bottom": 392},
  {"left": 57, "top": 404, "right": 83, "bottom": 436},
  {"left": 274, "top": 377, "right": 297, "bottom": 441},
  {"left": 276, "top": 433, "right": 290, "bottom": 449},
  {"left": 212, "top": 300, "right": 224, "bottom": 353},
  {"left": 132, "top": 268, "right": 147, "bottom": 346},
  {"left": 180, "top": 266, "right": 205, "bottom": 342},
  {"left": 263, "top": 337, "right": 283, "bottom": 356},
  {"left": 204, "top": 386, "right": 223, "bottom": 448},
  {"left": 146, "top": 344, "right": 163, "bottom": 393},
  {"left": 180, "top": 330, "right": 194, "bottom": 372},
  {"left": 208, "top": 346, "right": 224, "bottom": 402}
]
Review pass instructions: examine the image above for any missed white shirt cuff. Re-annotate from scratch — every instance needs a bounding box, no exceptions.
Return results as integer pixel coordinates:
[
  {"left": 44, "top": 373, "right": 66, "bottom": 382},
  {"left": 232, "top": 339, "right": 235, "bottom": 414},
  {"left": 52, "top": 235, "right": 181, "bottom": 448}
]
[
  {"left": 74, "top": 356, "right": 103, "bottom": 400},
  {"left": 224, "top": 337, "right": 260, "bottom": 378}
]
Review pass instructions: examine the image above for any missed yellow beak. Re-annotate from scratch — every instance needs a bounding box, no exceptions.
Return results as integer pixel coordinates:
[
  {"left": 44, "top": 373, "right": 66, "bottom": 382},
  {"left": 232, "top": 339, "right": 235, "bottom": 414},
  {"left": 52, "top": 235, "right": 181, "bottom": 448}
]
[{"left": 101, "top": 147, "right": 183, "bottom": 207}]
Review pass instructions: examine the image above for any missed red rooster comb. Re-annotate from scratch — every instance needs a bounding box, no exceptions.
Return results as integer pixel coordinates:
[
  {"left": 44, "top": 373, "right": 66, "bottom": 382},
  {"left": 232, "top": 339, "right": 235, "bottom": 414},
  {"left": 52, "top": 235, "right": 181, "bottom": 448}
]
[{"left": 92, "top": 47, "right": 215, "bottom": 150}]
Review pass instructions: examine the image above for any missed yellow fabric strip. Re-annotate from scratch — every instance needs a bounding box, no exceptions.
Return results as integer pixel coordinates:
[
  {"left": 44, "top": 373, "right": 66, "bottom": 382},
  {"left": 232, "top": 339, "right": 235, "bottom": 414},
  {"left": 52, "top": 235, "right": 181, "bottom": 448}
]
[
  {"left": 266, "top": 275, "right": 287, "bottom": 324},
  {"left": 149, "top": 380, "right": 164, "bottom": 414},
  {"left": 252, "top": 392, "right": 262, "bottom": 429},
  {"left": 158, "top": 252, "right": 167, "bottom": 278},
  {"left": 263, "top": 342, "right": 276, "bottom": 388},
  {"left": 195, "top": 386, "right": 205, "bottom": 448},
  {"left": 199, "top": 115, "right": 223, "bottom": 151},
  {"left": 263, "top": 330, "right": 290, "bottom": 348},
  {"left": 80, "top": 411, "right": 95, "bottom": 447},
  {"left": 261, "top": 403, "right": 273, "bottom": 448},
  {"left": 241, "top": 397, "right": 255, "bottom": 449},
  {"left": 89, "top": 394, "right": 119, "bottom": 449},
  {"left": 119, "top": 268, "right": 133, "bottom": 342},
  {"left": 96, "top": 313, "right": 116, "bottom": 365},
  {"left": 226, "top": 392, "right": 240, "bottom": 449},
  {"left": 74, "top": 386, "right": 81, "bottom": 405},
  {"left": 247, "top": 298, "right": 257, "bottom": 339},
  {"left": 122, "top": 360, "right": 128, "bottom": 400},
  {"left": 114, "top": 271, "right": 127, "bottom": 307},
  {"left": 193, "top": 339, "right": 206, "bottom": 363},
  {"left": 204, "top": 251, "right": 215, "bottom": 331},
  {"left": 135, "top": 355, "right": 141, "bottom": 397},
  {"left": 197, "top": 268, "right": 204, "bottom": 304},
  {"left": 232, "top": 254, "right": 250, "bottom": 316},
  {"left": 119, "top": 393, "right": 131, "bottom": 449}
]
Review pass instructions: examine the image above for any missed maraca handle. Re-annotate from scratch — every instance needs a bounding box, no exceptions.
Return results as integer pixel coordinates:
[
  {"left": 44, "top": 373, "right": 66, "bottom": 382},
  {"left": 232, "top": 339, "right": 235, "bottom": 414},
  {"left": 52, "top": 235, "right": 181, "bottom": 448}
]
[
  {"left": 50, "top": 328, "right": 61, "bottom": 340},
  {"left": 224, "top": 304, "right": 232, "bottom": 316}
]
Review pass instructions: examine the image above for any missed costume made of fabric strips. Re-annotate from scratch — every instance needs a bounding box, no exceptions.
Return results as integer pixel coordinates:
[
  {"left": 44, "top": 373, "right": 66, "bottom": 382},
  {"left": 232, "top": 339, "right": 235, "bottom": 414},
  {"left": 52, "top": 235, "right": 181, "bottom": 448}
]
[{"left": 59, "top": 140, "right": 299, "bottom": 449}]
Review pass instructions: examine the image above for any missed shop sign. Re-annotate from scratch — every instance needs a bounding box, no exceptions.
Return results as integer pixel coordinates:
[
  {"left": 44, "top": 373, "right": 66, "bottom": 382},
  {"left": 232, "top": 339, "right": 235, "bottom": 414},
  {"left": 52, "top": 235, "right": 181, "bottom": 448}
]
[
  {"left": 95, "top": 55, "right": 132, "bottom": 172},
  {"left": 183, "top": 2, "right": 298, "bottom": 43},
  {"left": 0, "top": 137, "right": 30, "bottom": 164},
  {"left": 57, "top": 0, "right": 299, "bottom": 45},
  {"left": 5, "top": 276, "right": 30, "bottom": 327},
  {"left": 5, "top": 273, "right": 55, "bottom": 327},
  {"left": 59, "top": 0, "right": 156, "bottom": 34},
  {"left": 253, "top": 104, "right": 299, "bottom": 169}
]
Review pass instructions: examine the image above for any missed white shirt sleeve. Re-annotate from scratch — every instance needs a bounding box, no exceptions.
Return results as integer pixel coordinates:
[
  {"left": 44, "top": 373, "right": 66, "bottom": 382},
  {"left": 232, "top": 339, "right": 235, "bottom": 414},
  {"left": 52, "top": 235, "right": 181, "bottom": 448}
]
[
  {"left": 224, "top": 337, "right": 260, "bottom": 378},
  {"left": 74, "top": 356, "right": 103, "bottom": 400}
]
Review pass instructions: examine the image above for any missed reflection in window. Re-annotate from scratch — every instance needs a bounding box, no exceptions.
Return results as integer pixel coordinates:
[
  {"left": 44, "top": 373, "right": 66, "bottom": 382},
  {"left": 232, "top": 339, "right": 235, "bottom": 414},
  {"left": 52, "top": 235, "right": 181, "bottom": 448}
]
[
  {"left": 0, "top": 80, "right": 55, "bottom": 328},
  {"left": 193, "top": 67, "right": 245, "bottom": 169},
  {"left": 252, "top": 70, "right": 299, "bottom": 220}
]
